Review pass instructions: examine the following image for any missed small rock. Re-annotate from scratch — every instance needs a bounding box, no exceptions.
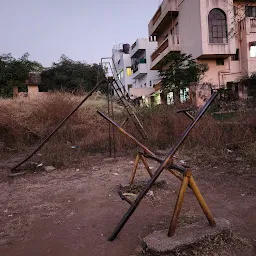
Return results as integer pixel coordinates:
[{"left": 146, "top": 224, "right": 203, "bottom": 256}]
[
  {"left": 113, "top": 173, "right": 119, "bottom": 176},
  {"left": 236, "top": 157, "right": 243, "bottom": 161},
  {"left": 44, "top": 166, "right": 56, "bottom": 172},
  {"left": 147, "top": 190, "right": 154, "bottom": 197},
  {"left": 36, "top": 163, "right": 43, "bottom": 167}
]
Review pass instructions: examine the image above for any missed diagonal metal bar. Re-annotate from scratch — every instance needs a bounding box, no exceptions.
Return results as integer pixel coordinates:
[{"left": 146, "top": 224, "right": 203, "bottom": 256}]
[
  {"left": 107, "top": 91, "right": 218, "bottom": 241},
  {"left": 177, "top": 108, "right": 195, "bottom": 120},
  {"left": 111, "top": 78, "right": 148, "bottom": 139},
  {"left": 11, "top": 79, "right": 107, "bottom": 172},
  {"left": 97, "top": 110, "right": 155, "bottom": 156},
  {"left": 98, "top": 110, "right": 185, "bottom": 175}
]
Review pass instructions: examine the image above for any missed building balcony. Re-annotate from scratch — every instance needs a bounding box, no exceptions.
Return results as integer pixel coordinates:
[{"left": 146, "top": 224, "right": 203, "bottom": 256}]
[
  {"left": 130, "top": 39, "right": 148, "bottom": 58},
  {"left": 151, "top": 35, "right": 180, "bottom": 70},
  {"left": 132, "top": 59, "right": 147, "bottom": 79},
  {"left": 148, "top": 0, "right": 178, "bottom": 36}
]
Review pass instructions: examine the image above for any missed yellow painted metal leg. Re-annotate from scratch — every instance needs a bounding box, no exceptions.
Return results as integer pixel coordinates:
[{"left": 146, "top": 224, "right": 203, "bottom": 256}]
[
  {"left": 167, "top": 169, "right": 184, "bottom": 182},
  {"left": 189, "top": 175, "right": 216, "bottom": 227},
  {"left": 140, "top": 155, "right": 153, "bottom": 178},
  {"left": 130, "top": 154, "right": 140, "bottom": 185},
  {"left": 168, "top": 171, "right": 190, "bottom": 237}
]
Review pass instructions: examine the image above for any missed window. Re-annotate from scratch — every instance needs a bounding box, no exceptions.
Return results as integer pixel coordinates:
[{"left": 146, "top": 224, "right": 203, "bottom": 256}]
[
  {"left": 118, "top": 70, "right": 124, "bottom": 79},
  {"left": 245, "top": 6, "right": 256, "bottom": 17},
  {"left": 126, "top": 67, "right": 132, "bottom": 76},
  {"left": 249, "top": 42, "right": 256, "bottom": 57},
  {"left": 231, "top": 49, "right": 240, "bottom": 61},
  {"left": 216, "top": 59, "right": 225, "bottom": 65},
  {"left": 175, "top": 23, "right": 179, "bottom": 35},
  {"left": 208, "top": 8, "right": 228, "bottom": 43}
]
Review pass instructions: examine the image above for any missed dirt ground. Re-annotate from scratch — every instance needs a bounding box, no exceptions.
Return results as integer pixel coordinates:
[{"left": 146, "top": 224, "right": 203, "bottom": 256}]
[{"left": 0, "top": 148, "right": 255, "bottom": 256}]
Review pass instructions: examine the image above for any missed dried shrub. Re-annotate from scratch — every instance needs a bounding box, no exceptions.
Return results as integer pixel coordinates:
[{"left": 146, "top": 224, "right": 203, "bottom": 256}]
[{"left": 0, "top": 93, "right": 255, "bottom": 165}]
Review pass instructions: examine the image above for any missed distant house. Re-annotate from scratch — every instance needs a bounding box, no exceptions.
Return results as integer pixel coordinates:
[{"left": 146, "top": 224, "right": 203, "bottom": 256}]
[{"left": 13, "top": 72, "right": 44, "bottom": 99}]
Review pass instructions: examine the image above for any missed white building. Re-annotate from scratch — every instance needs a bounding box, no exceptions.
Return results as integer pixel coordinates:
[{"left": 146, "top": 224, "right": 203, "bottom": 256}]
[
  {"left": 112, "top": 44, "right": 133, "bottom": 96},
  {"left": 112, "top": 39, "right": 159, "bottom": 100}
]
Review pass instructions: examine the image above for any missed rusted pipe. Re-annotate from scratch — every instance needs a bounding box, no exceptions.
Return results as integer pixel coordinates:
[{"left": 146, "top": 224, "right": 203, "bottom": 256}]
[{"left": 97, "top": 111, "right": 155, "bottom": 156}]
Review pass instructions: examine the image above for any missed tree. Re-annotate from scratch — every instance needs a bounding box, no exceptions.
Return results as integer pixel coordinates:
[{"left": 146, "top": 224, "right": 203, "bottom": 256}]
[
  {"left": 159, "top": 53, "right": 209, "bottom": 104},
  {"left": 0, "top": 53, "right": 43, "bottom": 98},
  {"left": 40, "top": 55, "right": 106, "bottom": 93}
]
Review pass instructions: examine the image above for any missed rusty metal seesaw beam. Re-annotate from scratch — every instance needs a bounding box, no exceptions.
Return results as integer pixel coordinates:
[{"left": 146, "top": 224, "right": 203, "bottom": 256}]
[
  {"left": 105, "top": 91, "right": 218, "bottom": 241},
  {"left": 97, "top": 110, "right": 186, "bottom": 178}
]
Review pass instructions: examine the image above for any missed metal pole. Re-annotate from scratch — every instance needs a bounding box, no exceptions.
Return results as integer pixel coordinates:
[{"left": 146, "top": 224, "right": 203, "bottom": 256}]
[
  {"left": 97, "top": 111, "right": 155, "bottom": 156},
  {"left": 110, "top": 84, "right": 116, "bottom": 159},
  {"left": 97, "top": 110, "right": 186, "bottom": 175},
  {"left": 108, "top": 92, "right": 218, "bottom": 241},
  {"left": 107, "top": 81, "right": 112, "bottom": 157},
  {"left": 11, "top": 79, "right": 107, "bottom": 172},
  {"left": 168, "top": 170, "right": 190, "bottom": 237}
]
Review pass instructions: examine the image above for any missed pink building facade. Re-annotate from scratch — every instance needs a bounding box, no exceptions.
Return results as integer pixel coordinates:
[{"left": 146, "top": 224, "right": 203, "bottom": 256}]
[{"left": 148, "top": 0, "right": 256, "bottom": 89}]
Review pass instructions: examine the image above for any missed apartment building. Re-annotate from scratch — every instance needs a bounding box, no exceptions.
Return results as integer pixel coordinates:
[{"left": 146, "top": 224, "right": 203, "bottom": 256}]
[
  {"left": 112, "top": 39, "right": 159, "bottom": 101},
  {"left": 148, "top": 0, "right": 256, "bottom": 88},
  {"left": 129, "top": 38, "right": 159, "bottom": 100},
  {"left": 112, "top": 44, "right": 132, "bottom": 96}
]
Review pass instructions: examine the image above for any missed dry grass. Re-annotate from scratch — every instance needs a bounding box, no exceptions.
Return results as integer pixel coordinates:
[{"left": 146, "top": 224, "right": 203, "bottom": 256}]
[
  {"left": 0, "top": 92, "right": 128, "bottom": 166},
  {"left": 0, "top": 93, "right": 255, "bottom": 166}
]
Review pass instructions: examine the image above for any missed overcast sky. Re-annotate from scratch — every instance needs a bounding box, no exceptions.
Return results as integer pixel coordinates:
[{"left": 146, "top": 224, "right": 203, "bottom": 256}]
[{"left": 0, "top": 0, "right": 160, "bottom": 66}]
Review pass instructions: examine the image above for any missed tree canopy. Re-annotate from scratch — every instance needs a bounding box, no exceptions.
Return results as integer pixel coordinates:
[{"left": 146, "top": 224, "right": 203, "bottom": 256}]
[
  {"left": 159, "top": 52, "right": 209, "bottom": 103},
  {"left": 40, "top": 55, "right": 106, "bottom": 93},
  {"left": 0, "top": 53, "right": 43, "bottom": 97},
  {"left": 0, "top": 53, "right": 106, "bottom": 98}
]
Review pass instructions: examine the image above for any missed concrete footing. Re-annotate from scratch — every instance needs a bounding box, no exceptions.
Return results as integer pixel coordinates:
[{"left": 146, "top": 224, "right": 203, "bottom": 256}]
[{"left": 142, "top": 218, "right": 231, "bottom": 255}]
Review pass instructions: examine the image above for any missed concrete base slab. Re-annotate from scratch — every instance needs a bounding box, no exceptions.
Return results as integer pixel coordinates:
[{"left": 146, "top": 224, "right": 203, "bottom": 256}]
[{"left": 142, "top": 218, "right": 231, "bottom": 255}]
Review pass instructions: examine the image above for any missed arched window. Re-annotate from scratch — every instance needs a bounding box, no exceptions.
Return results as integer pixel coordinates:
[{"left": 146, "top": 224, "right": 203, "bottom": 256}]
[{"left": 208, "top": 8, "right": 228, "bottom": 43}]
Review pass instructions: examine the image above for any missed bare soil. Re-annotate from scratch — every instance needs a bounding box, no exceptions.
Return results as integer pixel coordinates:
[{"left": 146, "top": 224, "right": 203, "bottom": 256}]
[{"left": 0, "top": 148, "right": 255, "bottom": 256}]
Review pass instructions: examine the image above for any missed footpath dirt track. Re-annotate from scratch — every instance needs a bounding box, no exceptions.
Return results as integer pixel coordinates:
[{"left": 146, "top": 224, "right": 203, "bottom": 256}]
[{"left": 0, "top": 150, "right": 255, "bottom": 256}]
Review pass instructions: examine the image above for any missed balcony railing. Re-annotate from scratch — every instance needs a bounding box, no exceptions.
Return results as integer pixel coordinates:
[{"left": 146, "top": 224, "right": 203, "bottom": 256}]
[
  {"left": 153, "top": 7, "right": 161, "bottom": 25},
  {"left": 149, "top": 0, "right": 178, "bottom": 36},
  {"left": 151, "top": 40, "right": 169, "bottom": 61},
  {"left": 151, "top": 35, "right": 180, "bottom": 62},
  {"left": 132, "top": 58, "right": 147, "bottom": 73}
]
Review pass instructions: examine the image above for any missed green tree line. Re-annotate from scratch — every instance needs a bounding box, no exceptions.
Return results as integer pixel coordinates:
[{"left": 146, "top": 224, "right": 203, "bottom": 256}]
[{"left": 0, "top": 53, "right": 106, "bottom": 98}]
